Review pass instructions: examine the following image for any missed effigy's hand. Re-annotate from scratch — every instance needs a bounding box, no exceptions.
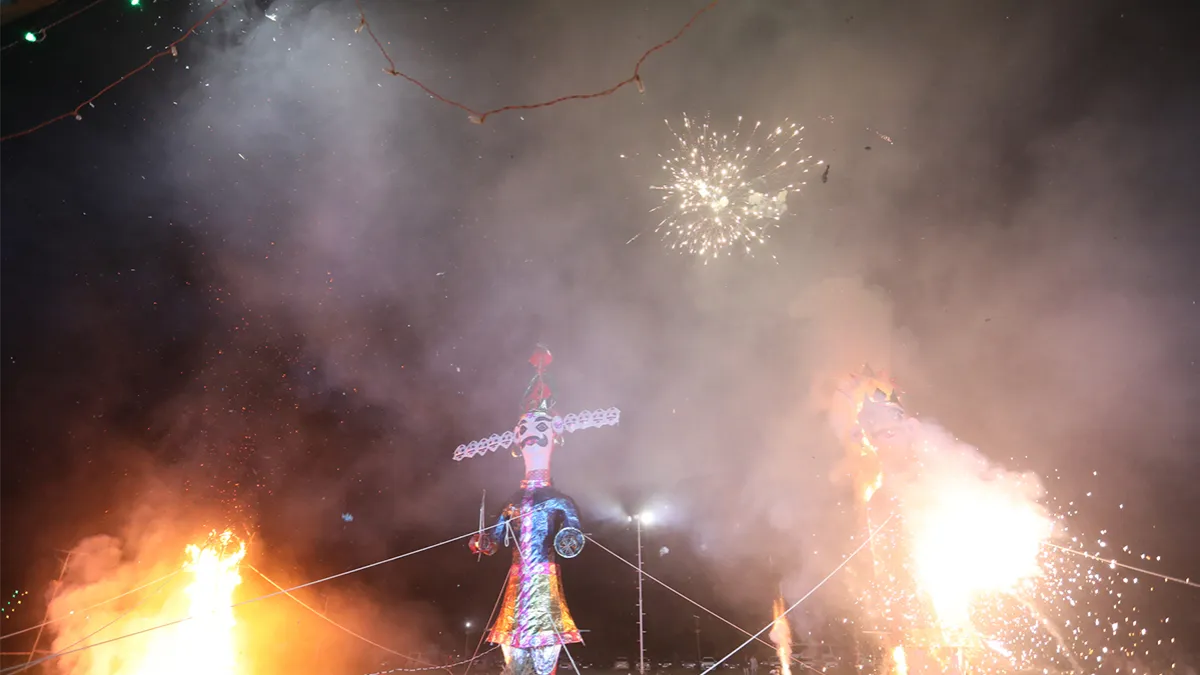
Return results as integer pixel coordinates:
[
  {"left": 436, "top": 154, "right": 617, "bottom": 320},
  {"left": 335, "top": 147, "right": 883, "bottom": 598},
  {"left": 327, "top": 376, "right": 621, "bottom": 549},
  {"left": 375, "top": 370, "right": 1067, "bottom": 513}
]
[
  {"left": 554, "top": 527, "right": 585, "bottom": 558},
  {"left": 469, "top": 533, "right": 498, "bottom": 556}
]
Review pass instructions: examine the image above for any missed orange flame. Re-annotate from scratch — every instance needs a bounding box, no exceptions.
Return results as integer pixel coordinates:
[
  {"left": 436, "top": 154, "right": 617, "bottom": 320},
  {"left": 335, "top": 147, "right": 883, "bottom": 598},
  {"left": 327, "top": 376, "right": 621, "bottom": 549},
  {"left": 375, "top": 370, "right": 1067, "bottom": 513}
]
[
  {"left": 769, "top": 598, "right": 792, "bottom": 675},
  {"left": 134, "top": 529, "right": 246, "bottom": 674}
]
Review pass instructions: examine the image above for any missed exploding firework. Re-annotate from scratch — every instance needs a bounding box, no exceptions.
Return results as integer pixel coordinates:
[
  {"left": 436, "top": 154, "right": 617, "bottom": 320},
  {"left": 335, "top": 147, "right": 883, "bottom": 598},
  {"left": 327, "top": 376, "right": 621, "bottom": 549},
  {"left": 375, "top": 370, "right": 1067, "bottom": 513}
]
[
  {"left": 971, "top": 501, "right": 1181, "bottom": 675},
  {"left": 829, "top": 368, "right": 1181, "bottom": 674},
  {"left": 850, "top": 483, "right": 1181, "bottom": 674},
  {"left": 650, "top": 114, "right": 823, "bottom": 262}
]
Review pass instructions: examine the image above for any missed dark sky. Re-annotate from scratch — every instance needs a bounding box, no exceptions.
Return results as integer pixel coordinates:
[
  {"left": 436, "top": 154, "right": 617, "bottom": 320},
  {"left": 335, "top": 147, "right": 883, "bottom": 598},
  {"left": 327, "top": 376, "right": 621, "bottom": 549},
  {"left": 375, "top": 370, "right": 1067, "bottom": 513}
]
[{"left": 2, "top": 0, "right": 1199, "bottom": 672}]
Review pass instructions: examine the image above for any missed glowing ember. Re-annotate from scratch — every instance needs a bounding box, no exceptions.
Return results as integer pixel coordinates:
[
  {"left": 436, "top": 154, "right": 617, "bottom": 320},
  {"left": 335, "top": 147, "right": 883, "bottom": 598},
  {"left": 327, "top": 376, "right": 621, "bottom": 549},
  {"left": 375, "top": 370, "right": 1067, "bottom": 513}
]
[
  {"left": 769, "top": 597, "right": 792, "bottom": 675},
  {"left": 134, "top": 529, "right": 247, "bottom": 674}
]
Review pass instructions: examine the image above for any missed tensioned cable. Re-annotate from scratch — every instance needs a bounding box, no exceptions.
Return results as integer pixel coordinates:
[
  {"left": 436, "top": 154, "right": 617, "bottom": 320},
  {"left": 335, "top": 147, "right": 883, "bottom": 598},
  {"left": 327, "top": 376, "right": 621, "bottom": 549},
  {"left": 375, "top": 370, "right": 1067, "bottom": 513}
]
[
  {"left": 585, "top": 535, "right": 824, "bottom": 675},
  {"left": 8, "top": 572, "right": 177, "bottom": 674},
  {"left": 697, "top": 516, "right": 894, "bottom": 675},
  {"left": 0, "top": 513, "right": 546, "bottom": 674},
  {"left": 1043, "top": 542, "right": 1199, "bottom": 590},
  {"left": 1, "top": 569, "right": 182, "bottom": 641}
]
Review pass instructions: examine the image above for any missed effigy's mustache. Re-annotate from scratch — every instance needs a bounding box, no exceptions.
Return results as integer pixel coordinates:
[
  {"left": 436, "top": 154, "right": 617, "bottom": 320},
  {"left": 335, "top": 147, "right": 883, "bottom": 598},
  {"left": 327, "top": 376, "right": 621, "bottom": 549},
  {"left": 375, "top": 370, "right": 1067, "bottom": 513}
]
[{"left": 521, "top": 435, "right": 549, "bottom": 448}]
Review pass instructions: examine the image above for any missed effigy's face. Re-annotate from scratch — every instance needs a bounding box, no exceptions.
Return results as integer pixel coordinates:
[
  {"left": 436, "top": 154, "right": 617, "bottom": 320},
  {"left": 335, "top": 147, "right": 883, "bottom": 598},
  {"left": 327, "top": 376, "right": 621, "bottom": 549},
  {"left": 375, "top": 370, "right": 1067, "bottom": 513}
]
[
  {"left": 516, "top": 411, "right": 554, "bottom": 449},
  {"left": 861, "top": 401, "right": 916, "bottom": 461},
  {"left": 516, "top": 411, "right": 556, "bottom": 470}
]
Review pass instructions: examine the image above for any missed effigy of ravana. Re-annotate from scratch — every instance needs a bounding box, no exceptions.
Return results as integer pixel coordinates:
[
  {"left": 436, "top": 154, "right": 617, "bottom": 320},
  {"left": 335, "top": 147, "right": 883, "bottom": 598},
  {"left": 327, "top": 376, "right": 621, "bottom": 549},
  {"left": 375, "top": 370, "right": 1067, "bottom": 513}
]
[{"left": 453, "top": 345, "right": 620, "bottom": 675}]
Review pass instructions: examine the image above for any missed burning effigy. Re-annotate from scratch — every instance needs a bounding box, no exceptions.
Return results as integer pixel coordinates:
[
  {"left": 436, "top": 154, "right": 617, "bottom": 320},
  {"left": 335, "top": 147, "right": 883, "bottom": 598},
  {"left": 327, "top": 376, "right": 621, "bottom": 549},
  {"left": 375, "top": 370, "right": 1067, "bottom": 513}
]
[
  {"left": 829, "top": 367, "right": 1176, "bottom": 674},
  {"left": 43, "top": 529, "right": 247, "bottom": 675}
]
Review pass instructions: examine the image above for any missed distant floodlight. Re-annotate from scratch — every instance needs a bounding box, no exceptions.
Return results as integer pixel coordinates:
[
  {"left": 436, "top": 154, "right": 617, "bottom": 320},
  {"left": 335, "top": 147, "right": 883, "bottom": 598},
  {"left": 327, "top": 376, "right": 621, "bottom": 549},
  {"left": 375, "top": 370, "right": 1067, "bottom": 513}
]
[{"left": 637, "top": 511, "right": 654, "bottom": 526}]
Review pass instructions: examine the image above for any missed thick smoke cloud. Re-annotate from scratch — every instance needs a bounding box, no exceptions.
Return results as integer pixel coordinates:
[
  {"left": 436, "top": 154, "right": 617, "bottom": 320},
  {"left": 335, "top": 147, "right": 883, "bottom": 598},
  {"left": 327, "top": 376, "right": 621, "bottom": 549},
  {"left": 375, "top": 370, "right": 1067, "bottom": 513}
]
[
  {"left": 167, "top": 0, "right": 1196, "bottom": 608},
  {"left": 6, "top": 0, "right": 1198, "bottom": 664}
]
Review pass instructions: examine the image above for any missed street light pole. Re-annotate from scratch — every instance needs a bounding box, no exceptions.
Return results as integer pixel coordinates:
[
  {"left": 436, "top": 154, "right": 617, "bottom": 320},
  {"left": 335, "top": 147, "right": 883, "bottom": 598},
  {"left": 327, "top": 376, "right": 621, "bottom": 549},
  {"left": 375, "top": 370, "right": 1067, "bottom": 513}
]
[{"left": 637, "top": 516, "right": 645, "bottom": 675}]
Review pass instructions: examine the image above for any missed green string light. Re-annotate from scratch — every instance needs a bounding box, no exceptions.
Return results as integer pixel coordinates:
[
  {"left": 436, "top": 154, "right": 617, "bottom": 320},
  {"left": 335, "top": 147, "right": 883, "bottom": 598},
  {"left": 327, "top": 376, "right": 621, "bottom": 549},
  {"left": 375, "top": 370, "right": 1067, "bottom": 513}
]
[{"left": 20, "top": 0, "right": 141, "bottom": 46}]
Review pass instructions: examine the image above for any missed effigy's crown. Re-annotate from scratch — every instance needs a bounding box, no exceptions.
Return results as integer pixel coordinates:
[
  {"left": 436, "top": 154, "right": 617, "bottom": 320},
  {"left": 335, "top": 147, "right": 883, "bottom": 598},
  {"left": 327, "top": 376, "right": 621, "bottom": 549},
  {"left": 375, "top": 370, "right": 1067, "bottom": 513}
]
[
  {"left": 521, "top": 344, "right": 557, "bottom": 416},
  {"left": 451, "top": 344, "right": 621, "bottom": 462}
]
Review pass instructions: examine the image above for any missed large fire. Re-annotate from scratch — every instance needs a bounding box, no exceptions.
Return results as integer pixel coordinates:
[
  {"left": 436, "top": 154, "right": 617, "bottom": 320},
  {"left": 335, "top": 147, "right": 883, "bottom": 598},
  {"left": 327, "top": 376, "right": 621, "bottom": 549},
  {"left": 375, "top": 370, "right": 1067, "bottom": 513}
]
[
  {"left": 49, "top": 529, "right": 247, "bottom": 675},
  {"left": 132, "top": 529, "right": 247, "bottom": 674}
]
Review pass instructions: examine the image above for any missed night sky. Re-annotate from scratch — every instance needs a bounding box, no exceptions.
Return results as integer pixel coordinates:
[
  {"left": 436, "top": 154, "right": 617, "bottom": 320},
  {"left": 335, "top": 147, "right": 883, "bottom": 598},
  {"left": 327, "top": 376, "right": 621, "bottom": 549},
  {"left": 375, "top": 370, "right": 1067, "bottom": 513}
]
[{"left": 2, "top": 0, "right": 1199, "bottom": 672}]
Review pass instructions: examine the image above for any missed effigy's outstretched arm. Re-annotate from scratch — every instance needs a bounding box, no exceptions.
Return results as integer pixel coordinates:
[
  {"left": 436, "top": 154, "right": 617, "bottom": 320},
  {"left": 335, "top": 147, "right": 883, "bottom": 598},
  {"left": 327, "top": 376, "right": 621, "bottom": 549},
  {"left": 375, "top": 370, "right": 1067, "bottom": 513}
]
[
  {"left": 547, "top": 494, "right": 585, "bottom": 558},
  {"left": 549, "top": 495, "right": 582, "bottom": 530},
  {"left": 469, "top": 503, "right": 514, "bottom": 557}
]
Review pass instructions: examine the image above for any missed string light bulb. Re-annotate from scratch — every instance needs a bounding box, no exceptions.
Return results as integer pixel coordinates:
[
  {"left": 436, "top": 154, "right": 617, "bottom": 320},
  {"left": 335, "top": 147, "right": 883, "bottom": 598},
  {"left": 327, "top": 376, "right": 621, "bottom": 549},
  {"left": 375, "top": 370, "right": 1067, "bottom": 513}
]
[
  {"left": 130, "top": 0, "right": 140, "bottom": 5},
  {"left": 23, "top": 31, "right": 40, "bottom": 42}
]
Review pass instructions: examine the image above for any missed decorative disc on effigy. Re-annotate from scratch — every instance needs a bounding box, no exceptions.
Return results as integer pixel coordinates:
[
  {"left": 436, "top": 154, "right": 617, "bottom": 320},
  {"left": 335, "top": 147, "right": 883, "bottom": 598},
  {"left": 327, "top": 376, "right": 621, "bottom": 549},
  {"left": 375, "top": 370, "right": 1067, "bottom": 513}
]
[
  {"left": 554, "top": 527, "right": 585, "bottom": 558},
  {"left": 469, "top": 533, "right": 497, "bottom": 556}
]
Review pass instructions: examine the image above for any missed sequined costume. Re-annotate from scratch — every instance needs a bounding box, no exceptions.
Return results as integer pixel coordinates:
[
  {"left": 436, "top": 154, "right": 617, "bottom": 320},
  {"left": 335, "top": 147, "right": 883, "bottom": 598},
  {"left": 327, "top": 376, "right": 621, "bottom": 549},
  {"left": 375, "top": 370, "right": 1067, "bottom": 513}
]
[
  {"left": 463, "top": 347, "right": 611, "bottom": 675},
  {"left": 484, "top": 470, "right": 583, "bottom": 648}
]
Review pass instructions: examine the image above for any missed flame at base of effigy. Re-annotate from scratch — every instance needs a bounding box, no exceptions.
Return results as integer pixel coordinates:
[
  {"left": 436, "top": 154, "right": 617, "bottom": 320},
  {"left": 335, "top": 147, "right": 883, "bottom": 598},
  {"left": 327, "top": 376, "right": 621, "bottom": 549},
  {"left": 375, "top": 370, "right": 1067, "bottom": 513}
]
[
  {"left": 133, "top": 529, "right": 247, "bottom": 675},
  {"left": 47, "top": 528, "right": 248, "bottom": 675}
]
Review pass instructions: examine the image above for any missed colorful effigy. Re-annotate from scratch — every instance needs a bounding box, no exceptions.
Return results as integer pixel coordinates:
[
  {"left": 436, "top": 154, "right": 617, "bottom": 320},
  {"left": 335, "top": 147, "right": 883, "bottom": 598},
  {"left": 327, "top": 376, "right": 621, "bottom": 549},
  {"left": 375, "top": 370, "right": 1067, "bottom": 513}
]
[{"left": 454, "top": 346, "right": 620, "bottom": 675}]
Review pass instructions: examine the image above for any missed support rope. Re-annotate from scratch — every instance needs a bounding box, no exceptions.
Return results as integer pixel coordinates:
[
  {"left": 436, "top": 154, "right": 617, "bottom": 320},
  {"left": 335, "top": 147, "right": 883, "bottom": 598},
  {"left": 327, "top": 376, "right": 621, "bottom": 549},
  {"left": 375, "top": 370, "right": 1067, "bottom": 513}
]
[
  {"left": 6, "top": 572, "right": 177, "bottom": 675},
  {"left": 0, "top": 570, "right": 182, "bottom": 641},
  {"left": 362, "top": 646, "right": 503, "bottom": 675},
  {"left": 462, "top": 561, "right": 513, "bottom": 675},
  {"left": 584, "top": 535, "right": 823, "bottom": 675},
  {"left": 1043, "top": 542, "right": 1199, "bottom": 590},
  {"left": 249, "top": 564, "right": 454, "bottom": 673},
  {"left": 0, "top": 520, "right": 499, "bottom": 673},
  {"left": 698, "top": 516, "right": 894, "bottom": 675}
]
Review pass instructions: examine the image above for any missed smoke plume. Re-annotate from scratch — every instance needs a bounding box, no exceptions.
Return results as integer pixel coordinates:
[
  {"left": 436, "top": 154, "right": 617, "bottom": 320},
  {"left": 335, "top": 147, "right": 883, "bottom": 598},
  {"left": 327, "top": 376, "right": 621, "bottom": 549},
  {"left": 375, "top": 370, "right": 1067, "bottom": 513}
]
[{"left": 2, "top": 0, "right": 1197, "bottom": 664}]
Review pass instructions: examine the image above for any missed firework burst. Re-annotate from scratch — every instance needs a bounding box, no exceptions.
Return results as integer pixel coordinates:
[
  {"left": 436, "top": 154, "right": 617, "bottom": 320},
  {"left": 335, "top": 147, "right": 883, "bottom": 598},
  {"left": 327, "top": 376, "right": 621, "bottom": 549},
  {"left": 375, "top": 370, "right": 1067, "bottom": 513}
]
[
  {"left": 853, "top": 505, "right": 1181, "bottom": 674},
  {"left": 831, "top": 371, "right": 1184, "bottom": 674},
  {"left": 977, "top": 502, "right": 1181, "bottom": 674},
  {"left": 650, "top": 114, "right": 823, "bottom": 263}
]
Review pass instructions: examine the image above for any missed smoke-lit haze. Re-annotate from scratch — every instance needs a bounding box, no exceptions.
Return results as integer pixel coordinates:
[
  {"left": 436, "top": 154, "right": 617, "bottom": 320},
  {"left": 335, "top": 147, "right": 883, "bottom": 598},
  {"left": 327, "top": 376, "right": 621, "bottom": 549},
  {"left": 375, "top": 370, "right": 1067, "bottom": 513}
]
[{"left": 2, "top": 0, "right": 1197, "bottom": 668}]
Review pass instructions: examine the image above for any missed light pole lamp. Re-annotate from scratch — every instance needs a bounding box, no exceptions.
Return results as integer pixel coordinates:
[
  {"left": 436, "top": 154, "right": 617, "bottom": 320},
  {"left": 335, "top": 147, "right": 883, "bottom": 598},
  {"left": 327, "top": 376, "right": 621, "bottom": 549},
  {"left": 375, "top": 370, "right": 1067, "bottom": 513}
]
[{"left": 464, "top": 620, "right": 473, "bottom": 658}]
